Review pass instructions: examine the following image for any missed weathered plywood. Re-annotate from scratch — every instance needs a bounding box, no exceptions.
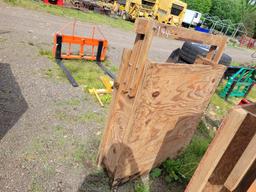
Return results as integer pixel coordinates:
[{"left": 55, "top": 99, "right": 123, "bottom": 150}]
[
  {"left": 99, "top": 62, "right": 226, "bottom": 184},
  {"left": 98, "top": 18, "right": 228, "bottom": 186},
  {"left": 186, "top": 104, "right": 256, "bottom": 192}
]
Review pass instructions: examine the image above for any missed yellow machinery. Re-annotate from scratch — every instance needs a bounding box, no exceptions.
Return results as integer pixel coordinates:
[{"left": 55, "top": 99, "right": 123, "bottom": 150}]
[
  {"left": 123, "top": 0, "right": 187, "bottom": 26},
  {"left": 154, "top": 0, "right": 187, "bottom": 26}
]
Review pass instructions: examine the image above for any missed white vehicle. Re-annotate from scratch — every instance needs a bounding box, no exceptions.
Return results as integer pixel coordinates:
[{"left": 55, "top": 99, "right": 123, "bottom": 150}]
[{"left": 182, "top": 9, "right": 202, "bottom": 27}]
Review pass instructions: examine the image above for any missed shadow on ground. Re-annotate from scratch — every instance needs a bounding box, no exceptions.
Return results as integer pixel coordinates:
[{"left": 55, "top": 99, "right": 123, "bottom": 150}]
[
  {"left": 78, "top": 170, "right": 111, "bottom": 192},
  {"left": 0, "top": 63, "right": 28, "bottom": 140}
]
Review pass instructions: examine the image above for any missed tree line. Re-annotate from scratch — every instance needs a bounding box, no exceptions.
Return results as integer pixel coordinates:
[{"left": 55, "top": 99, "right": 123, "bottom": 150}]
[{"left": 184, "top": 0, "right": 256, "bottom": 37}]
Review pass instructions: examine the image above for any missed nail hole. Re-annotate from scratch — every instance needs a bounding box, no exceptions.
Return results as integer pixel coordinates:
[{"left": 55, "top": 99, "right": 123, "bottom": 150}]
[{"left": 152, "top": 91, "right": 160, "bottom": 98}]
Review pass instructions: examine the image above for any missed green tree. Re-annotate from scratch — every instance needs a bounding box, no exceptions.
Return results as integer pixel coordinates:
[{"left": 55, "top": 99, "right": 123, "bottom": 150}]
[
  {"left": 240, "top": 0, "right": 256, "bottom": 37},
  {"left": 210, "top": 0, "right": 242, "bottom": 23},
  {"left": 184, "top": 0, "right": 212, "bottom": 13}
]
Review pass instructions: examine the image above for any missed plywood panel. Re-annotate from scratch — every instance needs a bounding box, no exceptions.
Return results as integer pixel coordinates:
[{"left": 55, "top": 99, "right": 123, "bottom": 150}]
[
  {"left": 98, "top": 18, "right": 228, "bottom": 186},
  {"left": 100, "top": 62, "right": 225, "bottom": 184}
]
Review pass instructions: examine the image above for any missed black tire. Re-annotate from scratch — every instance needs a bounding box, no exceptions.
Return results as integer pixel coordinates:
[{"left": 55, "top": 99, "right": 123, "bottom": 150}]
[
  {"left": 48, "top": 0, "right": 57, "bottom": 4},
  {"left": 166, "top": 48, "right": 181, "bottom": 63},
  {"left": 179, "top": 41, "right": 232, "bottom": 66},
  {"left": 219, "top": 54, "right": 232, "bottom": 66}
]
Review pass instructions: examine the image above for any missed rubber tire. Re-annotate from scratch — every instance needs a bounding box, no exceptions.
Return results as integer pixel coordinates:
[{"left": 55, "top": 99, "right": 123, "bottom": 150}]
[
  {"left": 180, "top": 41, "right": 232, "bottom": 66},
  {"left": 48, "top": 0, "right": 57, "bottom": 4}
]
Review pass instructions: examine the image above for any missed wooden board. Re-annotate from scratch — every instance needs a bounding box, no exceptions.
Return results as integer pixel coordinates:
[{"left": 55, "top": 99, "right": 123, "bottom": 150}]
[
  {"left": 98, "top": 18, "right": 228, "bottom": 186},
  {"left": 248, "top": 180, "right": 256, "bottom": 192},
  {"left": 99, "top": 62, "right": 225, "bottom": 184},
  {"left": 224, "top": 134, "right": 256, "bottom": 191},
  {"left": 186, "top": 104, "right": 256, "bottom": 192}
]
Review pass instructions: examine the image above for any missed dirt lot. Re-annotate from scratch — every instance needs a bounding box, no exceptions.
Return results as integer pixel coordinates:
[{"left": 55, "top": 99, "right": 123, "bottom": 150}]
[{"left": 0, "top": 2, "right": 255, "bottom": 192}]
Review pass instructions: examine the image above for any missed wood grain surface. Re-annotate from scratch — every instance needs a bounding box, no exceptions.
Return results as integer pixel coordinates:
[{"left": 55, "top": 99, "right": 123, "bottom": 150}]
[{"left": 186, "top": 104, "right": 256, "bottom": 192}]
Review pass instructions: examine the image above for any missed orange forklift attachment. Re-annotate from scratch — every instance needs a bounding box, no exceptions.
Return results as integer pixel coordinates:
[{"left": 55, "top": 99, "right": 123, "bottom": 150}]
[{"left": 53, "top": 21, "right": 108, "bottom": 61}]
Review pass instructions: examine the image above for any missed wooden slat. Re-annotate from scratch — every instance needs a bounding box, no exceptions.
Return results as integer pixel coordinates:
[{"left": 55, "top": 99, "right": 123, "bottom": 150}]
[
  {"left": 206, "top": 45, "right": 217, "bottom": 60},
  {"left": 185, "top": 108, "right": 248, "bottom": 192},
  {"left": 224, "top": 134, "right": 256, "bottom": 191},
  {"left": 97, "top": 48, "right": 132, "bottom": 165},
  {"left": 248, "top": 180, "right": 256, "bottom": 192},
  {"left": 126, "top": 19, "right": 154, "bottom": 97},
  {"left": 153, "top": 23, "right": 227, "bottom": 47}
]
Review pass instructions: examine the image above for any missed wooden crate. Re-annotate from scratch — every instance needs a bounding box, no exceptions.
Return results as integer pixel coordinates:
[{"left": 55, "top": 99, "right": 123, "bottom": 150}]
[
  {"left": 97, "top": 18, "right": 227, "bottom": 185},
  {"left": 186, "top": 104, "right": 256, "bottom": 192}
]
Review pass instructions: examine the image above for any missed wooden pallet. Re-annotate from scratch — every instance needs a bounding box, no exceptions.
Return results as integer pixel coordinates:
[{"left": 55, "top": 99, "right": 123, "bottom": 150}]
[
  {"left": 97, "top": 18, "right": 227, "bottom": 185},
  {"left": 186, "top": 104, "right": 256, "bottom": 192}
]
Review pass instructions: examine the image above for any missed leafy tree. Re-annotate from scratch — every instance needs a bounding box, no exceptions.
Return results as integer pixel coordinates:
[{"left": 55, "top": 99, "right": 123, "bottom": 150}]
[
  {"left": 184, "top": 0, "right": 212, "bottom": 13},
  {"left": 210, "top": 0, "right": 242, "bottom": 23},
  {"left": 240, "top": 0, "right": 256, "bottom": 37}
]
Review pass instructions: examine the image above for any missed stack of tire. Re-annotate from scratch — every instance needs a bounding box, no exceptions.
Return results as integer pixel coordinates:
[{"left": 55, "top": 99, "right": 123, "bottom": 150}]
[{"left": 169, "top": 41, "right": 232, "bottom": 66}]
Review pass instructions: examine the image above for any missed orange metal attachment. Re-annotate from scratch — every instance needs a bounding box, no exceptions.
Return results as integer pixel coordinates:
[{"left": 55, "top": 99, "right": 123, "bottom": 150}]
[{"left": 53, "top": 21, "right": 108, "bottom": 61}]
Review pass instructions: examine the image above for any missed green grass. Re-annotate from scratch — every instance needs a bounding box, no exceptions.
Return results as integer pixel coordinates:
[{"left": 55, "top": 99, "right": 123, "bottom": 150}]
[
  {"left": 4, "top": 0, "right": 133, "bottom": 31},
  {"left": 43, "top": 53, "right": 116, "bottom": 105},
  {"left": 158, "top": 121, "right": 212, "bottom": 184},
  {"left": 209, "top": 78, "right": 256, "bottom": 119},
  {"left": 134, "top": 182, "right": 150, "bottom": 192}
]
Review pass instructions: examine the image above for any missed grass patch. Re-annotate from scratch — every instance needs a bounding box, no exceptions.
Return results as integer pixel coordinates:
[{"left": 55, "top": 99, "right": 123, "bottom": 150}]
[
  {"left": 134, "top": 182, "right": 150, "bottom": 192},
  {"left": 55, "top": 110, "right": 105, "bottom": 124},
  {"left": 208, "top": 79, "right": 256, "bottom": 118},
  {"left": 4, "top": 0, "right": 133, "bottom": 31},
  {"left": 73, "top": 134, "right": 100, "bottom": 166},
  {"left": 56, "top": 98, "right": 81, "bottom": 106},
  {"left": 38, "top": 49, "right": 53, "bottom": 60},
  {"left": 42, "top": 55, "right": 115, "bottom": 105},
  {"left": 78, "top": 111, "right": 105, "bottom": 124},
  {"left": 157, "top": 121, "right": 212, "bottom": 184},
  {"left": 30, "top": 179, "right": 44, "bottom": 192}
]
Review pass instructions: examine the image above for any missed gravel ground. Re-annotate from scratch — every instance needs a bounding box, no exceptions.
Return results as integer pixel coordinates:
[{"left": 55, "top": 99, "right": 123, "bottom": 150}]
[{"left": 0, "top": 2, "right": 255, "bottom": 192}]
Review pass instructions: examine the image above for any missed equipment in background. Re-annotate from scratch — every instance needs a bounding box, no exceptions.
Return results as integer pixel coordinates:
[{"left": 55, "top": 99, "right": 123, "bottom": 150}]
[
  {"left": 238, "top": 98, "right": 253, "bottom": 105},
  {"left": 43, "top": 0, "right": 64, "bottom": 6},
  {"left": 182, "top": 9, "right": 202, "bottom": 28},
  {"left": 220, "top": 67, "right": 255, "bottom": 100},
  {"left": 123, "top": 0, "right": 187, "bottom": 26},
  {"left": 53, "top": 21, "right": 108, "bottom": 61},
  {"left": 167, "top": 41, "right": 232, "bottom": 66},
  {"left": 53, "top": 21, "right": 114, "bottom": 87},
  {"left": 88, "top": 76, "right": 113, "bottom": 107}
]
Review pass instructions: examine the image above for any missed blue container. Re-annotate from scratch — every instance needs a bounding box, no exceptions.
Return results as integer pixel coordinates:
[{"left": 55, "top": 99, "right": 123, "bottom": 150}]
[{"left": 195, "top": 26, "right": 210, "bottom": 33}]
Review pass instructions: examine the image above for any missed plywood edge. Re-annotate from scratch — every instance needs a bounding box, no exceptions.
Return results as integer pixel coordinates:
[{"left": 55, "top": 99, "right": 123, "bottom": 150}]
[
  {"left": 224, "top": 132, "right": 256, "bottom": 191},
  {"left": 97, "top": 48, "right": 132, "bottom": 166},
  {"left": 185, "top": 108, "right": 248, "bottom": 192},
  {"left": 149, "top": 62, "right": 226, "bottom": 69}
]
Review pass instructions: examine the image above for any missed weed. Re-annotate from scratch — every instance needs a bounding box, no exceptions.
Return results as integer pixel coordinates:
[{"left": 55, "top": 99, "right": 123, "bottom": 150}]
[
  {"left": 134, "top": 182, "right": 150, "bottom": 192},
  {"left": 30, "top": 180, "right": 44, "bottom": 192},
  {"left": 78, "top": 111, "right": 105, "bottom": 124},
  {"left": 38, "top": 48, "right": 53, "bottom": 60},
  {"left": 4, "top": 0, "right": 133, "bottom": 31},
  {"left": 150, "top": 168, "right": 162, "bottom": 179},
  {"left": 0, "top": 36, "right": 7, "bottom": 43},
  {"left": 73, "top": 135, "right": 100, "bottom": 166},
  {"left": 43, "top": 163, "right": 56, "bottom": 178}
]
